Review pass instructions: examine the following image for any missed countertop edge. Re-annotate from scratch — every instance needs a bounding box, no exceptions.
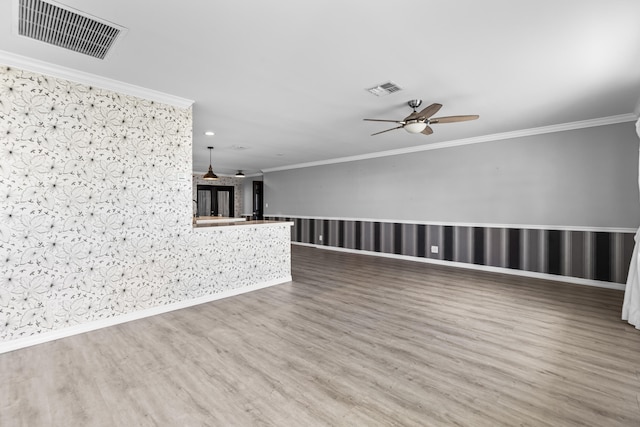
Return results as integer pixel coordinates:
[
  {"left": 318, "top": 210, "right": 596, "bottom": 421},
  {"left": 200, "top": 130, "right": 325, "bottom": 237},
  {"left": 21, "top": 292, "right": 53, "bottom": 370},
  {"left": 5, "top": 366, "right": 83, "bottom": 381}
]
[{"left": 192, "top": 220, "right": 294, "bottom": 231}]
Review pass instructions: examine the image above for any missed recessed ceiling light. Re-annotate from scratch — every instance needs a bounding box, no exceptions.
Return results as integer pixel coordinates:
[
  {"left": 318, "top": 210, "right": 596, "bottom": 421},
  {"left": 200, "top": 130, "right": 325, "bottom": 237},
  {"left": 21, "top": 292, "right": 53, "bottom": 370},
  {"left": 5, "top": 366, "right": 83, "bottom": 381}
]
[{"left": 204, "top": 131, "right": 215, "bottom": 136}]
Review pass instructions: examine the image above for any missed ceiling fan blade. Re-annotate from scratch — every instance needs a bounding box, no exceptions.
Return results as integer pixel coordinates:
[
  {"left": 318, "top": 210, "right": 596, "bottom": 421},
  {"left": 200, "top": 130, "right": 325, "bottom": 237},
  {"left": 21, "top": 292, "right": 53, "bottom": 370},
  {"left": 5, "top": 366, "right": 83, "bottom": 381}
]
[
  {"left": 404, "top": 103, "right": 442, "bottom": 121},
  {"left": 429, "top": 115, "right": 479, "bottom": 124},
  {"left": 421, "top": 125, "right": 433, "bottom": 135},
  {"left": 363, "top": 118, "right": 404, "bottom": 124},
  {"left": 371, "top": 126, "right": 403, "bottom": 136}
]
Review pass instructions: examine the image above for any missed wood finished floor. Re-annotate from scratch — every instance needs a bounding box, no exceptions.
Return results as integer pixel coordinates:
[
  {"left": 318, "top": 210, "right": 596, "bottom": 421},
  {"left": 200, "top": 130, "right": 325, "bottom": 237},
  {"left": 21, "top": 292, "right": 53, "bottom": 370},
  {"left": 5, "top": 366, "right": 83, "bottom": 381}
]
[{"left": 1, "top": 245, "right": 639, "bottom": 426}]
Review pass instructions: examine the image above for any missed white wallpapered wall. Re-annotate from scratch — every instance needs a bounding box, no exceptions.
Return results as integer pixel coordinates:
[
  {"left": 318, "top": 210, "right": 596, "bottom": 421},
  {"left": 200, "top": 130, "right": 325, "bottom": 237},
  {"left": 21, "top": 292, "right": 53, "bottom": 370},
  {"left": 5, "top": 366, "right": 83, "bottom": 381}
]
[{"left": 0, "top": 66, "right": 291, "bottom": 343}]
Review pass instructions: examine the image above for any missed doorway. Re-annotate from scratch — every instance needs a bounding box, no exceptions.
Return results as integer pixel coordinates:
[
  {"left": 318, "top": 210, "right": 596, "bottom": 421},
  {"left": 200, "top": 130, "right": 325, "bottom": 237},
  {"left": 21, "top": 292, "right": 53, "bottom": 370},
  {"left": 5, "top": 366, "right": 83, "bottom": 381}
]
[
  {"left": 253, "top": 181, "right": 263, "bottom": 220},
  {"left": 197, "top": 185, "right": 234, "bottom": 217}
]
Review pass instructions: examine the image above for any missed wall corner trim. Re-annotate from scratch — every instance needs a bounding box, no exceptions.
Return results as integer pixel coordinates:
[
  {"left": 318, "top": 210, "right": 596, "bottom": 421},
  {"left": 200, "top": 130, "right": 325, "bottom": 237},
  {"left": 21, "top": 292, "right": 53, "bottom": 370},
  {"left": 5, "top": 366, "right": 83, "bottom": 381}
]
[
  {"left": 0, "top": 276, "right": 291, "bottom": 355},
  {"left": 0, "top": 50, "right": 194, "bottom": 108},
  {"left": 262, "top": 113, "right": 638, "bottom": 173}
]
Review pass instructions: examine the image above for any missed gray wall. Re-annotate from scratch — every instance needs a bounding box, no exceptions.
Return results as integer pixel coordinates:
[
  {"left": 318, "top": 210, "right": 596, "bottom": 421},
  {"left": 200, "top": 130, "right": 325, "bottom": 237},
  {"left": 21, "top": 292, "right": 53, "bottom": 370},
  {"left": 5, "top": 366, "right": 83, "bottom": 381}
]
[{"left": 264, "top": 122, "right": 640, "bottom": 228}]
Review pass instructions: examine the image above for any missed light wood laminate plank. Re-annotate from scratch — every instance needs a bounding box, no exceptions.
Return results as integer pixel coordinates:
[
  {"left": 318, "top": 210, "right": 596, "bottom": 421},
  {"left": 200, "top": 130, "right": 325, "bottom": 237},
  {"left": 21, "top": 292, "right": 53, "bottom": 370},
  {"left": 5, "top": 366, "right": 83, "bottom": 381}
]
[{"left": 1, "top": 245, "right": 639, "bottom": 426}]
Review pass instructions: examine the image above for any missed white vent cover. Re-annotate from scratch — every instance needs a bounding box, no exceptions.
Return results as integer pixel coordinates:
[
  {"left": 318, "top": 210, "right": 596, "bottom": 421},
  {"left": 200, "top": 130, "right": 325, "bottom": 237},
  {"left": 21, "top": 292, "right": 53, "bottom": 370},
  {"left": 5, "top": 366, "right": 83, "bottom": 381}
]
[
  {"left": 16, "top": 0, "right": 126, "bottom": 59},
  {"left": 366, "top": 81, "right": 402, "bottom": 97}
]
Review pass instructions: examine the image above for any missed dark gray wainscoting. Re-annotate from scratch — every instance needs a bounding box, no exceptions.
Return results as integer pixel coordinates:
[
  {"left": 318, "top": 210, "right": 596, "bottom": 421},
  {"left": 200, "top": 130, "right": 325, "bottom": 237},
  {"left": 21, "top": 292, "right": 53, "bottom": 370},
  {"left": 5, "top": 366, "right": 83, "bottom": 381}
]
[{"left": 266, "top": 216, "right": 635, "bottom": 285}]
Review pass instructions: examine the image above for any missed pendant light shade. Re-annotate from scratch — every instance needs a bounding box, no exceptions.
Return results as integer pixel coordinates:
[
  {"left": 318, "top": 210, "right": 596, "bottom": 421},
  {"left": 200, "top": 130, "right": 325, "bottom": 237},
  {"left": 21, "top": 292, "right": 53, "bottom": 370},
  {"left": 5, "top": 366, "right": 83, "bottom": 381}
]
[
  {"left": 203, "top": 147, "right": 218, "bottom": 180},
  {"left": 203, "top": 165, "right": 218, "bottom": 180},
  {"left": 235, "top": 170, "right": 245, "bottom": 178}
]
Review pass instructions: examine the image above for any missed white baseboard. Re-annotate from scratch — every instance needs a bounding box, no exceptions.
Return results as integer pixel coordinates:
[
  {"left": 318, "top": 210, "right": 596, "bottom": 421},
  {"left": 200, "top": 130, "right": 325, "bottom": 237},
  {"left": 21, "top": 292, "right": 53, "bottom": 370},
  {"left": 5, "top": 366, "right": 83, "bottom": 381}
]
[
  {"left": 294, "top": 242, "right": 626, "bottom": 291},
  {"left": 0, "top": 276, "right": 292, "bottom": 355}
]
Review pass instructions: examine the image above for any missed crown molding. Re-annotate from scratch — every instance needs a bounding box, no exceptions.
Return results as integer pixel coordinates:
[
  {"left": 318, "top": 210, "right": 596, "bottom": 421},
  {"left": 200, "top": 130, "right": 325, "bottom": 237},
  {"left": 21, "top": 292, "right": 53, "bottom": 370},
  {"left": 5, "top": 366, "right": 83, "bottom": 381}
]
[
  {"left": 191, "top": 171, "right": 263, "bottom": 178},
  {"left": 263, "top": 113, "right": 638, "bottom": 173},
  {"left": 0, "top": 50, "right": 194, "bottom": 109},
  {"left": 243, "top": 172, "right": 264, "bottom": 178},
  {"left": 192, "top": 171, "right": 237, "bottom": 178}
]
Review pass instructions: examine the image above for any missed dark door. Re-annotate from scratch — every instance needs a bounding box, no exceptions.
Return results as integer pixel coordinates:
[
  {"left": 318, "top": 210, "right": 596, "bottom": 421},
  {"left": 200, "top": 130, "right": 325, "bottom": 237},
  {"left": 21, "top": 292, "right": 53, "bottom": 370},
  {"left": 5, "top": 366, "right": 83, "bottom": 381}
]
[
  {"left": 253, "top": 181, "right": 263, "bottom": 220},
  {"left": 197, "top": 185, "right": 234, "bottom": 217}
]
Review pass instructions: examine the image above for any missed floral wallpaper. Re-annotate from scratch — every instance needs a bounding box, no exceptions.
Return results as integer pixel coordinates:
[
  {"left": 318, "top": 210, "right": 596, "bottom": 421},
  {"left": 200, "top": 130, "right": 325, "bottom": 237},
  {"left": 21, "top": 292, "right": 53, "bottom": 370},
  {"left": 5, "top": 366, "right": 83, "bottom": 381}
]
[{"left": 0, "top": 66, "right": 291, "bottom": 344}]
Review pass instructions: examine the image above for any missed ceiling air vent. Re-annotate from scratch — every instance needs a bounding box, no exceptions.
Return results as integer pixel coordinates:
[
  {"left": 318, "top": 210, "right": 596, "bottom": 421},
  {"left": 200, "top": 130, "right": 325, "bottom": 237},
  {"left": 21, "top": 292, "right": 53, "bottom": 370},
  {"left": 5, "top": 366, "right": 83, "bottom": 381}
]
[
  {"left": 17, "top": 0, "right": 126, "bottom": 60},
  {"left": 366, "top": 81, "right": 402, "bottom": 97}
]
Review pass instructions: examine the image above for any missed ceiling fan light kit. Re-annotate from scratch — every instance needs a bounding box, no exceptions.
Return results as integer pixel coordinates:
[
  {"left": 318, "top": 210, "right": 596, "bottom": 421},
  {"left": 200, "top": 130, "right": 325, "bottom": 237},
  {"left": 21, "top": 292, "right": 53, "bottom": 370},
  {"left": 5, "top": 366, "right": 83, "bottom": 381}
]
[
  {"left": 364, "top": 99, "right": 478, "bottom": 136},
  {"left": 403, "top": 121, "right": 427, "bottom": 134}
]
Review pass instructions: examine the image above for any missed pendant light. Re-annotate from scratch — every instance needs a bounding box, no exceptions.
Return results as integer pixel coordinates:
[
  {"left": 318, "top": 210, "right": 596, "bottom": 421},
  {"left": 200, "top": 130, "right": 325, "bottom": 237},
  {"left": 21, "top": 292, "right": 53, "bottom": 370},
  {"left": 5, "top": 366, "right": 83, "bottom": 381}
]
[
  {"left": 202, "top": 146, "right": 218, "bottom": 180},
  {"left": 235, "top": 170, "right": 245, "bottom": 178}
]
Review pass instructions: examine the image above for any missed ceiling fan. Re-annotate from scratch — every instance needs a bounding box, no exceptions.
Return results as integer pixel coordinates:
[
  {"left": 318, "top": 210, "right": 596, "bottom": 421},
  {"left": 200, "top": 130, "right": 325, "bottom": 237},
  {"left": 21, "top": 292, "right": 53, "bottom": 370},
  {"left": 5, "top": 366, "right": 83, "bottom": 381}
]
[{"left": 364, "top": 99, "right": 479, "bottom": 136}]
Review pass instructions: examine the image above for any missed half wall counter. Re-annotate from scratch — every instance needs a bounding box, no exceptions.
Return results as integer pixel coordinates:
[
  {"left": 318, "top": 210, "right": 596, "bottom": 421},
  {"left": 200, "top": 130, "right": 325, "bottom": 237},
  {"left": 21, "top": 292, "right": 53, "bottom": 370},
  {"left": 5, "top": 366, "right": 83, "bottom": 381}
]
[{"left": 191, "top": 219, "right": 294, "bottom": 288}]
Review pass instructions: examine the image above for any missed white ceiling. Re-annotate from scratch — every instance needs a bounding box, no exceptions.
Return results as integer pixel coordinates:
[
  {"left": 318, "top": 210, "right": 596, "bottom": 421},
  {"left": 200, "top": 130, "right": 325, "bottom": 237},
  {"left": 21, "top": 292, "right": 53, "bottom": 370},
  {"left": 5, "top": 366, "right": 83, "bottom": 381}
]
[{"left": 1, "top": 0, "right": 640, "bottom": 176}]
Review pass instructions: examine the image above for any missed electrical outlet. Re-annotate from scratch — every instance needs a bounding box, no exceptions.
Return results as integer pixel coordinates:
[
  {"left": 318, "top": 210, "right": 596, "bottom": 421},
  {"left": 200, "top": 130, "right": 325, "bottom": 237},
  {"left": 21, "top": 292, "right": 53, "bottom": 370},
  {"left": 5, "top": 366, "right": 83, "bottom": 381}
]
[
  {"left": 319, "top": 235, "right": 323, "bottom": 242},
  {"left": 430, "top": 245, "right": 439, "bottom": 254}
]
